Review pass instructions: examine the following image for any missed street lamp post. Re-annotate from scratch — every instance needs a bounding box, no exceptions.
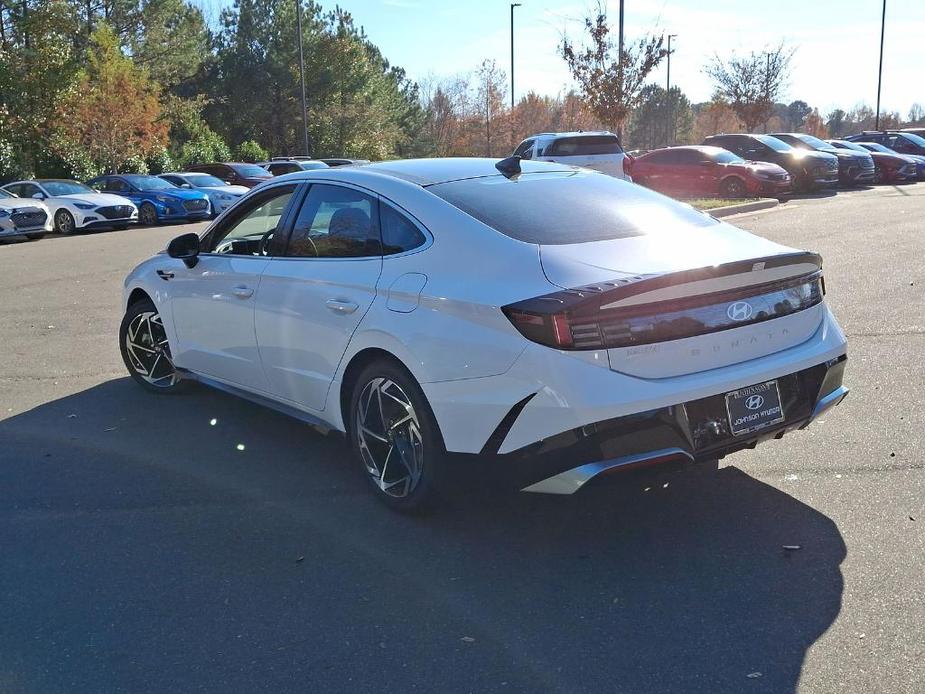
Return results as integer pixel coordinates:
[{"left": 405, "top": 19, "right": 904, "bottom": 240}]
[
  {"left": 875, "top": 0, "right": 886, "bottom": 130},
  {"left": 510, "top": 3, "right": 521, "bottom": 111},
  {"left": 617, "top": 0, "right": 625, "bottom": 140},
  {"left": 666, "top": 34, "right": 677, "bottom": 145},
  {"left": 295, "top": 0, "right": 309, "bottom": 156}
]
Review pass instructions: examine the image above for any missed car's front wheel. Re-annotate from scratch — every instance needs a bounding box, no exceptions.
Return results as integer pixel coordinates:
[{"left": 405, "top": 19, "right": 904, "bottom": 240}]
[
  {"left": 119, "top": 298, "right": 186, "bottom": 394},
  {"left": 720, "top": 177, "right": 747, "bottom": 198},
  {"left": 54, "top": 209, "right": 76, "bottom": 234},
  {"left": 138, "top": 203, "right": 158, "bottom": 226},
  {"left": 347, "top": 359, "right": 444, "bottom": 512}
]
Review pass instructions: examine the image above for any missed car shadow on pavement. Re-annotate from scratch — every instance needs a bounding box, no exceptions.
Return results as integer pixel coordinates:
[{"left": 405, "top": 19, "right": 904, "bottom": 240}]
[{"left": 0, "top": 378, "right": 845, "bottom": 694}]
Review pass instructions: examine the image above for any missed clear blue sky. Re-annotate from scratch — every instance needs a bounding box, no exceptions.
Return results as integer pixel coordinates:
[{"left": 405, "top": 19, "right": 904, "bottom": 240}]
[{"left": 203, "top": 0, "right": 924, "bottom": 116}]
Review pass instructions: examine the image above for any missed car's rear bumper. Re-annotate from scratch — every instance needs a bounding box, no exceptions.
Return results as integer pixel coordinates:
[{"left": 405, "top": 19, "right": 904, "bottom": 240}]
[
  {"left": 424, "top": 306, "right": 848, "bottom": 457},
  {"left": 512, "top": 356, "right": 847, "bottom": 493}
]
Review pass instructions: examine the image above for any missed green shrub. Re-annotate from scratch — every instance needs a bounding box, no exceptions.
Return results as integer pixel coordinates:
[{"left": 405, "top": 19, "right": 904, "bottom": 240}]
[{"left": 235, "top": 139, "right": 268, "bottom": 163}]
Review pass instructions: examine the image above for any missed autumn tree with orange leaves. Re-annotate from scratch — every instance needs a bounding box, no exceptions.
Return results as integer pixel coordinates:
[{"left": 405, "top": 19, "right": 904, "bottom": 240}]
[{"left": 56, "top": 24, "right": 167, "bottom": 174}]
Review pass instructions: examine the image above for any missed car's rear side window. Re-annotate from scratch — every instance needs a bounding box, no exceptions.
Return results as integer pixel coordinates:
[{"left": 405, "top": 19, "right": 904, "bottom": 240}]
[
  {"left": 546, "top": 135, "right": 623, "bottom": 156},
  {"left": 428, "top": 171, "right": 717, "bottom": 245}
]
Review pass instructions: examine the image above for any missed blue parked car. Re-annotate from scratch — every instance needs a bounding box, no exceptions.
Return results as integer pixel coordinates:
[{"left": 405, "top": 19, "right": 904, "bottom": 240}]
[
  {"left": 157, "top": 172, "right": 248, "bottom": 218},
  {"left": 86, "top": 174, "right": 211, "bottom": 226}
]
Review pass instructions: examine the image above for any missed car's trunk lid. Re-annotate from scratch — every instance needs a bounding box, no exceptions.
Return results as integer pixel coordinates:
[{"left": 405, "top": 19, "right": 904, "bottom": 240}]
[{"left": 537, "top": 230, "right": 825, "bottom": 378}]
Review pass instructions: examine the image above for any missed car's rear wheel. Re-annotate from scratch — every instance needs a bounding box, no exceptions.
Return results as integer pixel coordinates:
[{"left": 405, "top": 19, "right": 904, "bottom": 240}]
[
  {"left": 54, "top": 209, "right": 76, "bottom": 234},
  {"left": 347, "top": 359, "right": 444, "bottom": 512},
  {"left": 873, "top": 167, "right": 884, "bottom": 184},
  {"left": 139, "top": 203, "right": 158, "bottom": 226},
  {"left": 119, "top": 298, "right": 186, "bottom": 394},
  {"left": 720, "top": 177, "right": 747, "bottom": 198}
]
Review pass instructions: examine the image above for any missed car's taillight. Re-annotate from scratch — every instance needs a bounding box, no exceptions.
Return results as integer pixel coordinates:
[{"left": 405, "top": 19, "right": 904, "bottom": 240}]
[{"left": 503, "top": 272, "right": 824, "bottom": 351}]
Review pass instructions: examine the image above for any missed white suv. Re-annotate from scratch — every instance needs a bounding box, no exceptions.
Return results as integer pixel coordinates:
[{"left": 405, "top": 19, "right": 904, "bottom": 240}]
[{"left": 513, "top": 131, "right": 630, "bottom": 180}]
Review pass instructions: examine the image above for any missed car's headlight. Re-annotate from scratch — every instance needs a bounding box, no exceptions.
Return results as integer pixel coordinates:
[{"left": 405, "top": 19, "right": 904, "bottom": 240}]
[
  {"left": 217, "top": 194, "right": 232, "bottom": 201},
  {"left": 74, "top": 203, "right": 96, "bottom": 210},
  {"left": 156, "top": 195, "right": 169, "bottom": 203}
]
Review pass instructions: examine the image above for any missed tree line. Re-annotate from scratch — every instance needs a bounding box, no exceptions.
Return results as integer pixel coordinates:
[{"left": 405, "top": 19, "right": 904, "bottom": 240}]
[{"left": 1, "top": 1, "right": 922, "bottom": 181}]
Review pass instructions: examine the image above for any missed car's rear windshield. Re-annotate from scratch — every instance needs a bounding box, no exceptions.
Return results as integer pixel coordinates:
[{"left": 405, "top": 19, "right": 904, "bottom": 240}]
[
  {"left": 428, "top": 171, "right": 717, "bottom": 245},
  {"left": 231, "top": 164, "right": 271, "bottom": 177},
  {"left": 545, "top": 135, "right": 623, "bottom": 156},
  {"left": 755, "top": 135, "right": 793, "bottom": 153},
  {"left": 795, "top": 134, "right": 838, "bottom": 152}
]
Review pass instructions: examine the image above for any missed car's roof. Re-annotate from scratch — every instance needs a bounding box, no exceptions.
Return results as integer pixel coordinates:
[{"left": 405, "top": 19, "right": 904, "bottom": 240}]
[
  {"left": 34, "top": 178, "right": 85, "bottom": 183},
  {"left": 529, "top": 130, "right": 616, "bottom": 140}
]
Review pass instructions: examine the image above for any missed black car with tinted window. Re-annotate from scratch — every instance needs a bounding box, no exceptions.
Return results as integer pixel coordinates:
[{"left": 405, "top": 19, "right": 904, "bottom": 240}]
[
  {"left": 702, "top": 134, "right": 839, "bottom": 192},
  {"left": 771, "top": 132, "right": 875, "bottom": 185},
  {"left": 845, "top": 130, "right": 925, "bottom": 157}
]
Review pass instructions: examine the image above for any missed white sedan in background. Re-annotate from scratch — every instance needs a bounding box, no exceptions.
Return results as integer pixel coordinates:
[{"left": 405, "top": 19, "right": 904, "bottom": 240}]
[
  {"left": 0, "top": 188, "right": 52, "bottom": 240},
  {"left": 158, "top": 172, "right": 248, "bottom": 218},
  {"left": 0, "top": 179, "right": 137, "bottom": 234},
  {"left": 120, "top": 158, "right": 848, "bottom": 512}
]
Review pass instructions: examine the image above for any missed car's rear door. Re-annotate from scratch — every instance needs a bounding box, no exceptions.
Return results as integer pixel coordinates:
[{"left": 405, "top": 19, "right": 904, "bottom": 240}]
[
  {"left": 165, "top": 182, "right": 300, "bottom": 392},
  {"left": 254, "top": 182, "right": 382, "bottom": 411}
]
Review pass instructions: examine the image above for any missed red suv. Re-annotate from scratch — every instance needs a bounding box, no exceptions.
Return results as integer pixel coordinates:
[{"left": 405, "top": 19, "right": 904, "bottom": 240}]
[{"left": 628, "top": 146, "right": 792, "bottom": 198}]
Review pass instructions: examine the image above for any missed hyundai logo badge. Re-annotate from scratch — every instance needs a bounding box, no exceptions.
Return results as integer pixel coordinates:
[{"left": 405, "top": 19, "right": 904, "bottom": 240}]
[
  {"left": 727, "top": 301, "right": 754, "bottom": 322},
  {"left": 745, "top": 395, "right": 765, "bottom": 410}
]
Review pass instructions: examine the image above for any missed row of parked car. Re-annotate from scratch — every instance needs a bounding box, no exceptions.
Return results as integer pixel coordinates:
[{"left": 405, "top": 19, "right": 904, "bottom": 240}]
[
  {"left": 512, "top": 128, "right": 925, "bottom": 199},
  {"left": 0, "top": 157, "right": 368, "bottom": 241}
]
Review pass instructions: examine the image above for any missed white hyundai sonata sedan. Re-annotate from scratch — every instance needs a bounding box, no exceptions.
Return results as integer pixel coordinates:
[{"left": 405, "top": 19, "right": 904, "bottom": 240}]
[{"left": 120, "top": 158, "right": 848, "bottom": 511}]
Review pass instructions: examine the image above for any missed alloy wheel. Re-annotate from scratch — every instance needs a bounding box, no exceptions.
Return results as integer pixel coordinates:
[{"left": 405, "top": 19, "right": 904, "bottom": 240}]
[
  {"left": 123, "top": 311, "right": 179, "bottom": 387},
  {"left": 355, "top": 377, "right": 424, "bottom": 498},
  {"left": 55, "top": 210, "right": 74, "bottom": 234},
  {"left": 139, "top": 204, "right": 157, "bottom": 226}
]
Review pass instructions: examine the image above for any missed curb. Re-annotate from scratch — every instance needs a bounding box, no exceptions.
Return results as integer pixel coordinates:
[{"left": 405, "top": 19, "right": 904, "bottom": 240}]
[{"left": 707, "top": 198, "right": 780, "bottom": 218}]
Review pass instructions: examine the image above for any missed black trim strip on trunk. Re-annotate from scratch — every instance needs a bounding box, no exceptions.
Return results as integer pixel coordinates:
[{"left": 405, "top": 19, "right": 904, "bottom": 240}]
[
  {"left": 514, "top": 251, "right": 823, "bottom": 317},
  {"left": 480, "top": 393, "right": 537, "bottom": 455}
]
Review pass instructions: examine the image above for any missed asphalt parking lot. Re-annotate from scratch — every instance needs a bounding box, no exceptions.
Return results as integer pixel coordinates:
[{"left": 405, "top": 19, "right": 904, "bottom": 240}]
[{"left": 1, "top": 184, "right": 923, "bottom": 693}]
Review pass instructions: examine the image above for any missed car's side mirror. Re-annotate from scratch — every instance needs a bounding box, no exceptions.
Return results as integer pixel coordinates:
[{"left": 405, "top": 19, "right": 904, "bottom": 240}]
[
  {"left": 180, "top": 183, "right": 192, "bottom": 189},
  {"left": 224, "top": 180, "right": 233, "bottom": 185},
  {"left": 32, "top": 192, "right": 45, "bottom": 200},
  {"left": 167, "top": 232, "right": 201, "bottom": 268}
]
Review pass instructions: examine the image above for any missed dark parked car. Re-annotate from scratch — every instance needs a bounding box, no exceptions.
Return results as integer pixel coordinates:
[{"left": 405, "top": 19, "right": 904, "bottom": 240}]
[
  {"left": 702, "top": 133, "right": 839, "bottom": 192},
  {"left": 187, "top": 162, "right": 272, "bottom": 188},
  {"left": 853, "top": 141, "right": 925, "bottom": 181},
  {"left": 827, "top": 140, "right": 919, "bottom": 183},
  {"left": 262, "top": 159, "right": 329, "bottom": 176},
  {"left": 845, "top": 130, "right": 925, "bottom": 158},
  {"left": 771, "top": 132, "right": 875, "bottom": 185},
  {"left": 627, "top": 145, "right": 791, "bottom": 198}
]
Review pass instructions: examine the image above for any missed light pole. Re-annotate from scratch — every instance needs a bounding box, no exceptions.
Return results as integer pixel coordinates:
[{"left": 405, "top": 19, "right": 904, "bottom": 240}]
[
  {"left": 295, "top": 0, "right": 309, "bottom": 156},
  {"left": 510, "top": 3, "right": 521, "bottom": 111},
  {"left": 617, "top": 0, "right": 625, "bottom": 139},
  {"left": 666, "top": 34, "right": 677, "bottom": 145},
  {"left": 875, "top": 0, "right": 886, "bottom": 130}
]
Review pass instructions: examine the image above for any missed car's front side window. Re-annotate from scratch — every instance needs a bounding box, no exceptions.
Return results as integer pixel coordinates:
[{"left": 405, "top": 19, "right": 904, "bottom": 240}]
[
  {"left": 207, "top": 185, "right": 297, "bottom": 255},
  {"left": 284, "top": 184, "right": 379, "bottom": 258}
]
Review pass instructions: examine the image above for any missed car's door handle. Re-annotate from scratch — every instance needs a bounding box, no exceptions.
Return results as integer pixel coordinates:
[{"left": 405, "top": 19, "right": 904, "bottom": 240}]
[
  {"left": 156, "top": 269, "right": 174, "bottom": 281},
  {"left": 326, "top": 298, "right": 359, "bottom": 314},
  {"left": 232, "top": 285, "right": 254, "bottom": 299}
]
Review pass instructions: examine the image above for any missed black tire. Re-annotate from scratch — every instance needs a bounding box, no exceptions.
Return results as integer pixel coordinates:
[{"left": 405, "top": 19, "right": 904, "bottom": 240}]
[
  {"left": 720, "top": 177, "right": 747, "bottom": 199},
  {"left": 347, "top": 358, "right": 445, "bottom": 513},
  {"left": 54, "top": 209, "right": 76, "bottom": 234},
  {"left": 139, "top": 203, "right": 158, "bottom": 226},
  {"left": 119, "top": 297, "right": 188, "bottom": 394},
  {"left": 873, "top": 167, "right": 884, "bottom": 184}
]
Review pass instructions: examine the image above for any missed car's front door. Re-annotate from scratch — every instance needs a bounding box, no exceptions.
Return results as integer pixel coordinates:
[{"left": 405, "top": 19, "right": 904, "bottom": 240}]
[
  {"left": 164, "top": 183, "right": 299, "bottom": 392},
  {"left": 254, "top": 182, "right": 383, "bottom": 411}
]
